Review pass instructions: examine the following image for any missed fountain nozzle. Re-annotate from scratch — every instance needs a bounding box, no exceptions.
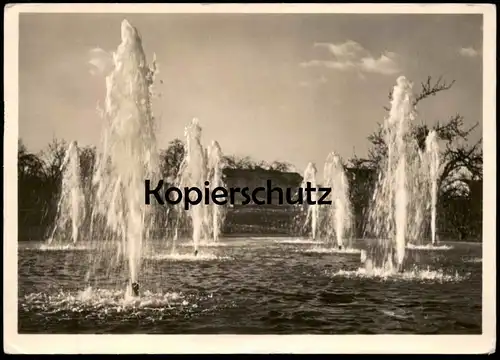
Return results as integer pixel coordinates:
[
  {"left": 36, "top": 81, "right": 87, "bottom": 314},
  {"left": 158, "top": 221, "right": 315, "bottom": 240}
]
[
  {"left": 131, "top": 282, "right": 140, "bottom": 297},
  {"left": 396, "top": 264, "right": 404, "bottom": 273}
]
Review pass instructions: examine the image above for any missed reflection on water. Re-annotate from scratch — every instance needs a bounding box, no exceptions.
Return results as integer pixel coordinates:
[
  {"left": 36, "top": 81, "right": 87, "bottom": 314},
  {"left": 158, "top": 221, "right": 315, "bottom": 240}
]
[{"left": 18, "top": 238, "right": 481, "bottom": 334}]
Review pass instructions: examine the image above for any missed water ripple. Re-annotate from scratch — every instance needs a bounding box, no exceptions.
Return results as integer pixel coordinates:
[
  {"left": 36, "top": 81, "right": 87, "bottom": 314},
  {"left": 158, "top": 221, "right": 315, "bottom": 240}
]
[{"left": 18, "top": 238, "right": 482, "bottom": 334}]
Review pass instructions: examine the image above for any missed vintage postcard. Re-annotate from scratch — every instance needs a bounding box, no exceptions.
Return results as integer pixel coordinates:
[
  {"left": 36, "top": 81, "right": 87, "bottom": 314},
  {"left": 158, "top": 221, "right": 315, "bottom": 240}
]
[{"left": 4, "top": 3, "right": 496, "bottom": 354}]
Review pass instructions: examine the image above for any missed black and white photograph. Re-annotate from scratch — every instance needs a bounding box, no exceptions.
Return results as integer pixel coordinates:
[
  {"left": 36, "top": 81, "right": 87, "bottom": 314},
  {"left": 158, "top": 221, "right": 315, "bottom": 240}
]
[{"left": 4, "top": 3, "right": 496, "bottom": 354}]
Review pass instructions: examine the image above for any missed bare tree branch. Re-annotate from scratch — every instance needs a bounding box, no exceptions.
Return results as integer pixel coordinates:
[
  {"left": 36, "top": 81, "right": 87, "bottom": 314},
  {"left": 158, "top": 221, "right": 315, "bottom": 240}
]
[
  {"left": 383, "top": 76, "right": 456, "bottom": 111},
  {"left": 352, "top": 76, "right": 482, "bottom": 199},
  {"left": 414, "top": 75, "right": 456, "bottom": 107}
]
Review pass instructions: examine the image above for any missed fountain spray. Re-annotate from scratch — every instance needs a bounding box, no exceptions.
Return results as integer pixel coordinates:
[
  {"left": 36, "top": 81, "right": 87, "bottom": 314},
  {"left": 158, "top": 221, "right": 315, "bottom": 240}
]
[
  {"left": 366, "top": 76, "right": 416, "bottom": 272},
  {"left": 48, "top": 141, "right": 86, "bottom": 245},
  {"left": 425, "top": 130, "right": 440, "bottom": 245},
  {"left": 175, "top": 118, "right": 209, "bottom": 253},
  {"left": 302, "top": 162, "right": 319, "bottom": 240},
  {"left": 206, "top": 140, "right": 227, "bottom": 243},
  {"left": 322, "top": 152, "right": 353, "bottom": 249},
  {"left": 90, "top": 20, "right": 159, "bottom": 294}
]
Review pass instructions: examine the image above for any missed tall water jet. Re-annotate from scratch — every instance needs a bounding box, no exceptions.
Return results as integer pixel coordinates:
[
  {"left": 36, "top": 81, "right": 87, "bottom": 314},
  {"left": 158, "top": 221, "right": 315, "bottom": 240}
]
[
  {"left": 206, "top": 140, "right": 227, "bottom": 243},
  {"left": 322, "top": 152, "right": 353, "bottom": 248},
  {"left": 90, "top": 19, "right": 159, "bottom": 289},
  {"left": 175, "top": 118, "right": 209, "bottom": 252},
  {"left": 406, "top": 146, "right": 429, "bottom": 245},
  {"left": 302, "top": 162, "right": 319, "bottom": 240},
  {"left": 48, "top": 141, "right": 86, "bottom": 245},
  {"left": 366, "top": 76, "right": 416, "bottom": 272},
  {"left": 425, "top": 130, "right": 440, "bottom": 245}
]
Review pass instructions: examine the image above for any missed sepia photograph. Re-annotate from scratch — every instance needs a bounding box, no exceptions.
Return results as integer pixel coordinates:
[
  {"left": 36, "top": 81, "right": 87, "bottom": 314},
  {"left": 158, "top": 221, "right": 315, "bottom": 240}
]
[{"left": 4, "top": 3, "right": 496, "bottom": 354}]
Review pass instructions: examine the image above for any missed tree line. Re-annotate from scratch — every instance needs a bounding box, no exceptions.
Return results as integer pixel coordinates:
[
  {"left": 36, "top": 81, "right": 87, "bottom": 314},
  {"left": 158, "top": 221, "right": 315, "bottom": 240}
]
[
  {"left": 347, "top": 76, "right": 483, "bottom": 241},
  {"left": 18, "top": 136, "right": 297, "bottom": 240},
  {"left": 18, "top": 76, "right": 482, "bottom": 241}
]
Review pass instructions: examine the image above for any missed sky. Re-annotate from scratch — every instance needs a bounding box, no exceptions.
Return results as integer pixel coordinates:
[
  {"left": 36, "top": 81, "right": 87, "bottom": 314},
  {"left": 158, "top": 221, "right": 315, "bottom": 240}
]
[{"left": 19, "top": 13, "right": 483, "bottom": 176}]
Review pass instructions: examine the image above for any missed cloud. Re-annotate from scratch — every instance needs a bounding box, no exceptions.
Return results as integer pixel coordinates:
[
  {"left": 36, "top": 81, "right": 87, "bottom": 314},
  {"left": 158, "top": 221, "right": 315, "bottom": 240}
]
[
  {"left": 360, "top": 52, "right": 401, "bottom": 75},
  {"left": 300, "top": 40, "right": 400, "bottom": 76},
  {"left": 314, "top": 40, "right": 365, "bottom": 59},
  {"left": 459, "top": 46, "right": 481, "bottom": 58}
]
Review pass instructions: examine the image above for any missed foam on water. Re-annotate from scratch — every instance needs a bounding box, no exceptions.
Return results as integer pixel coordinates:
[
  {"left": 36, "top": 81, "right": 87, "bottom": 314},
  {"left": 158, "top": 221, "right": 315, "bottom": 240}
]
[
  {"left": 407, "top": 243, "right": 454, "bottom": 251},
  {"left": 303, "top": 247, "right": 362, "bottom": 254},
  {"left": 37, "top": 244, "right": 93, "bottom": 251},
  {"left": 21, "top": 287, "right": 204, "bottom": 313},
  {"left": 273, "top": 239, "right": 324, "bottom": 245},
  {"left": 178, "top": 242, "right": 232, "bottom": 248},
  {"left": 249, "top": 237, "right": 296, "bottom": 241},
  {"left": 330, "top": 266, "right": 468, "bottom": 283}
]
